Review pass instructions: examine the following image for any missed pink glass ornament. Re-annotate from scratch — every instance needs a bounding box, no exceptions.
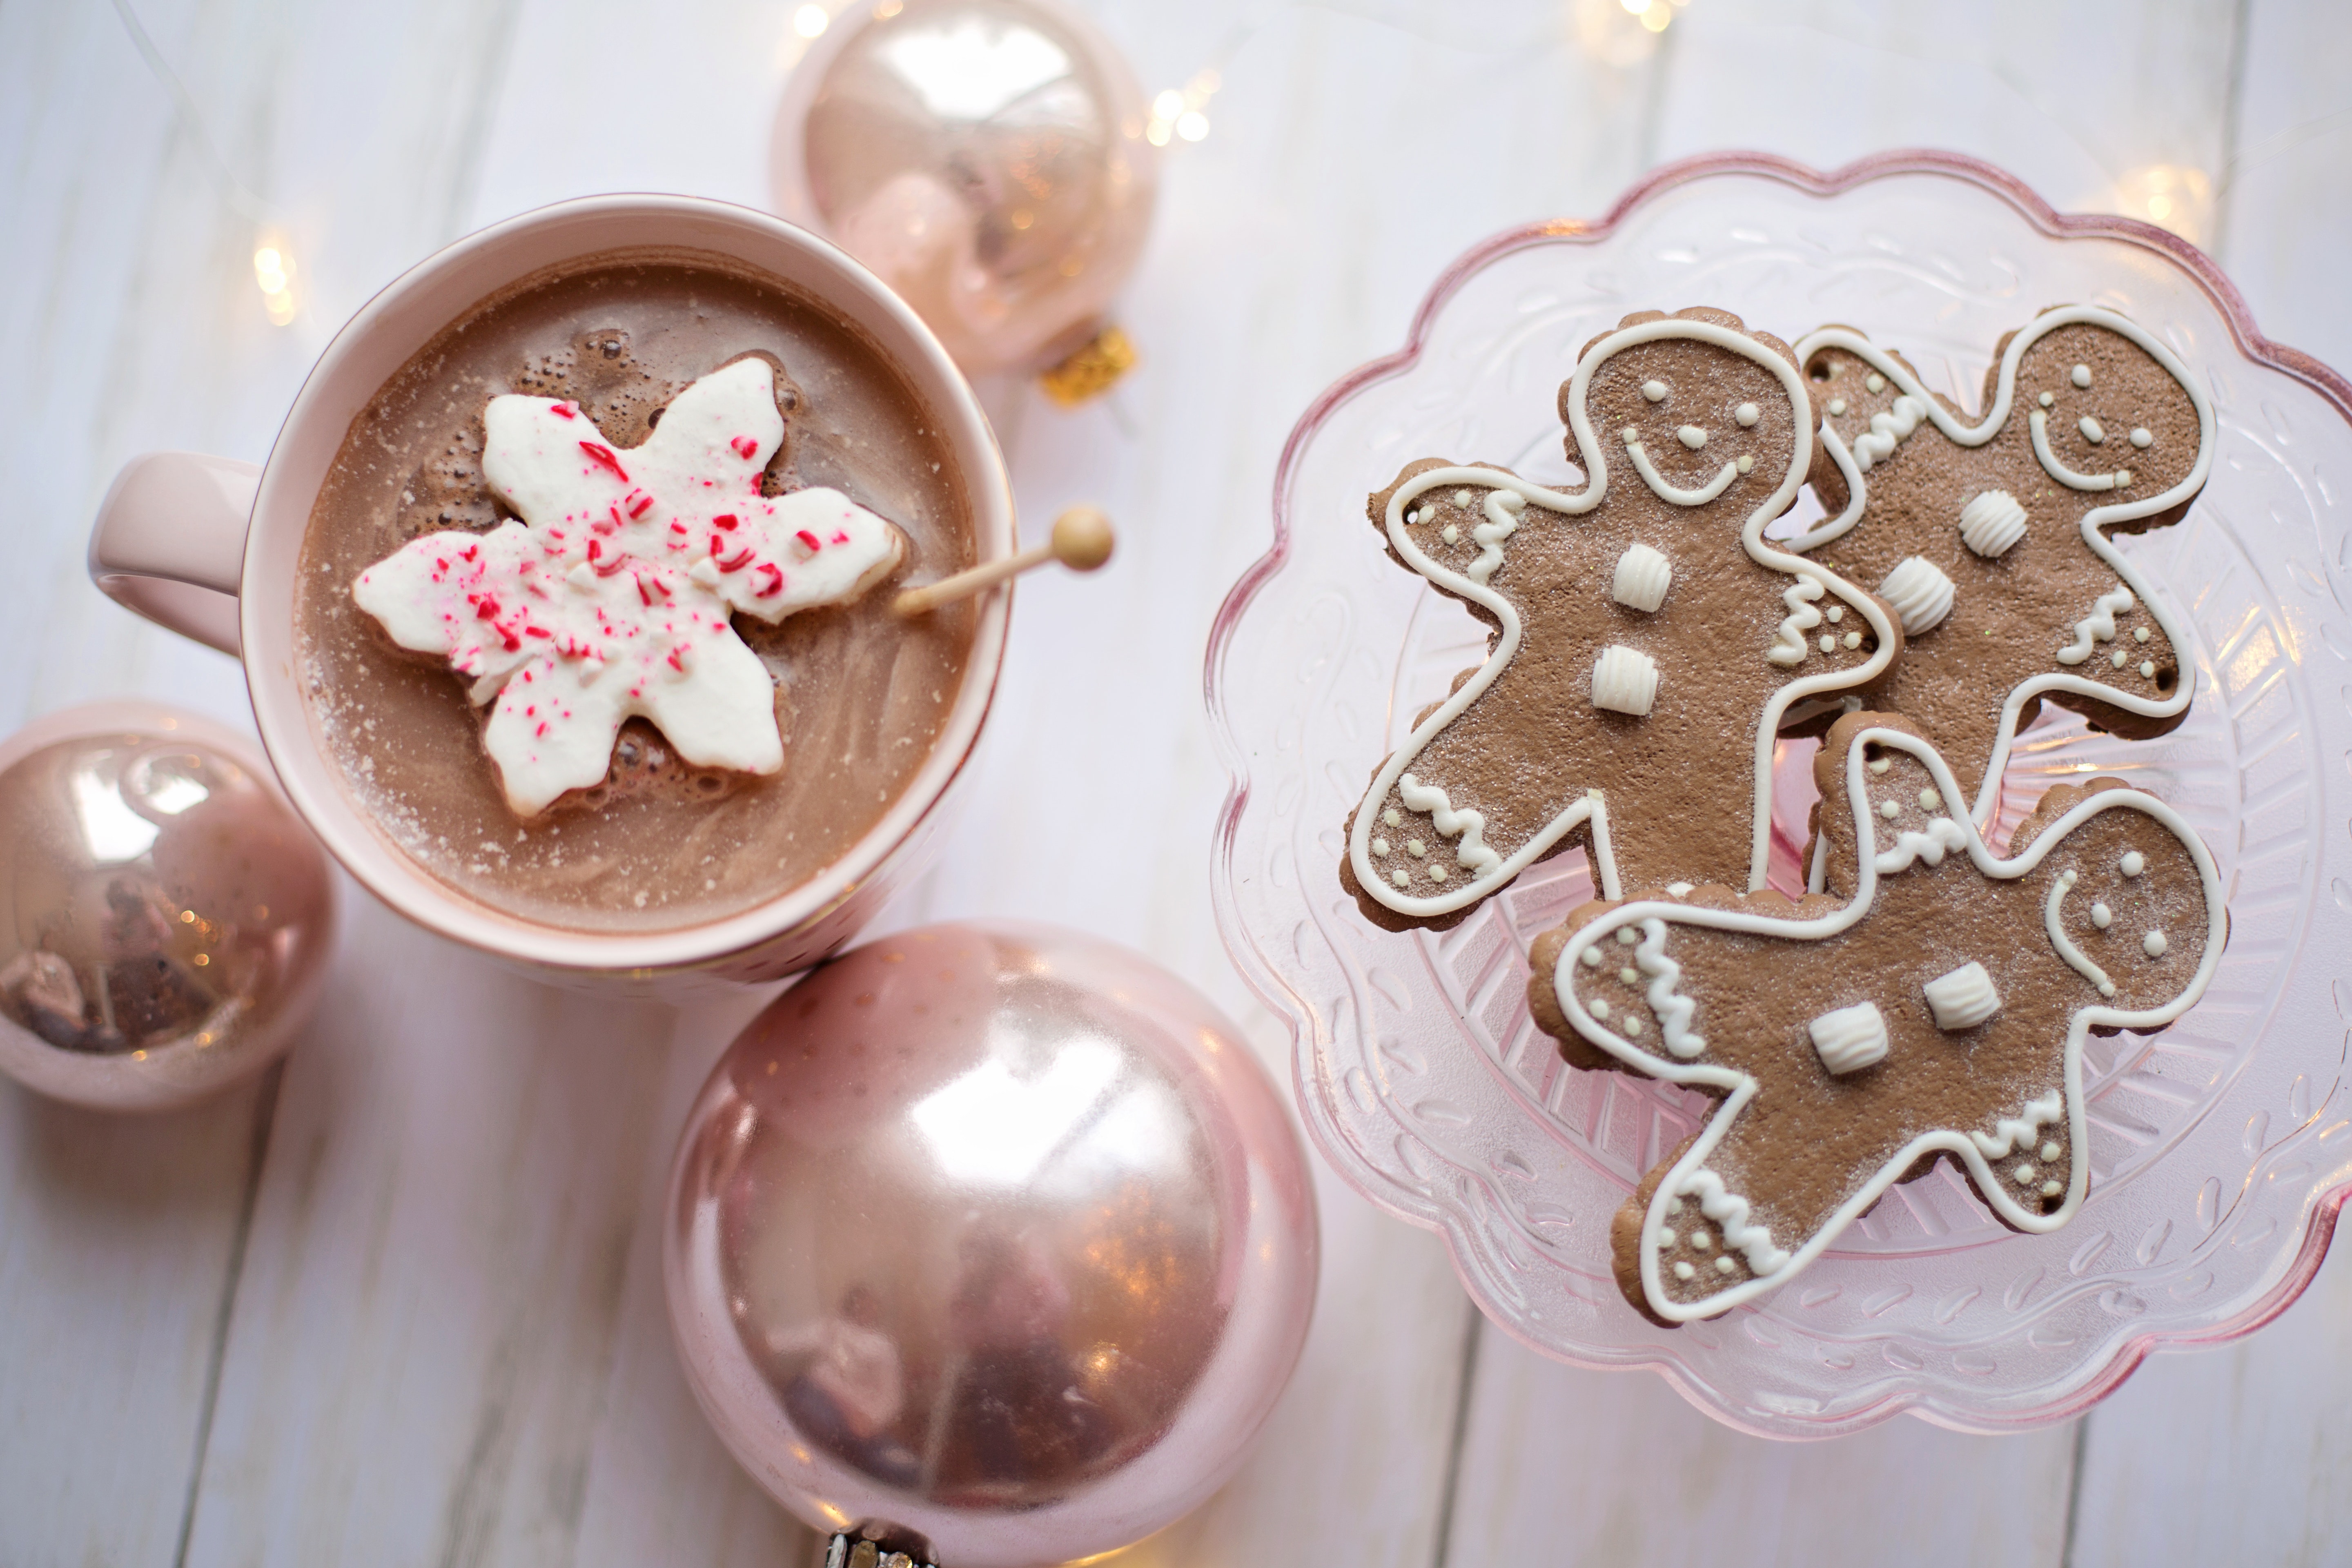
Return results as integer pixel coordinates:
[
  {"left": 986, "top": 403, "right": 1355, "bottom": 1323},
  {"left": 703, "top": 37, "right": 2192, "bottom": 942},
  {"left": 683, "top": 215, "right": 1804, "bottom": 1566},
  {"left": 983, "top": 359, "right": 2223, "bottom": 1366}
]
[
  {"left": 665, "top": 921, "right": 1316, "bottom": 1567},
  {"left": 0, "top": 702, "right": 336, "bottom": 1111},
  {"left": 771, "top": 0, "right": 1159, "bottom": 376}
]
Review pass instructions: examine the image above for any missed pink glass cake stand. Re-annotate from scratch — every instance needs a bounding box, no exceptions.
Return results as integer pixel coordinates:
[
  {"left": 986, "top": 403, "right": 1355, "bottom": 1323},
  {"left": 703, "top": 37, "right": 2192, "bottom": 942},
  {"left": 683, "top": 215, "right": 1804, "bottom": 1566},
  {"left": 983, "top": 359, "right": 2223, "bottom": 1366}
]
[{"left": 1206, "top": 150, "right": 2352, "bottom": 1437}]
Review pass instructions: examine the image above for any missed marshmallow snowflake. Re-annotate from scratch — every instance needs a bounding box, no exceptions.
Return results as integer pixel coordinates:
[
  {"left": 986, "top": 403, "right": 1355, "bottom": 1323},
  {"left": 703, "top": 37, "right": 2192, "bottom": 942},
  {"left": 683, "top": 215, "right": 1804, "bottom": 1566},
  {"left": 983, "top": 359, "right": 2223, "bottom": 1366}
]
[{"left": 353, "top": 358, "right": 904, "bottom": 814}]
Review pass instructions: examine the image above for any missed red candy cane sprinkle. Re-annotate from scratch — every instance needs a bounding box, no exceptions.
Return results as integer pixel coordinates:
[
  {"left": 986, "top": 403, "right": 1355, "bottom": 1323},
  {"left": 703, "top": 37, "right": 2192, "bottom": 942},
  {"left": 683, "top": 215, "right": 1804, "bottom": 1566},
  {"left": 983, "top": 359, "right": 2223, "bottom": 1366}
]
[
  {"left": 795, "top": 529, "right": 823, "bottom": 553},
  {"left": 756, "top": 564, "right": 785, "bottom": 597},
  {"left": 712, "top": 513, "right": 739, "bottom": 531},
  {"left": 550, "top": 403, "right": 576, "bottom": 420},
  {"left": 731, "top": 436, "right": 758, "bottom": 460},
  {"left": 579, "top": 441, "right": 629, "bottom": 482},
  {"left": 628, "top": 493, "right": 653, "bottom": 518}
]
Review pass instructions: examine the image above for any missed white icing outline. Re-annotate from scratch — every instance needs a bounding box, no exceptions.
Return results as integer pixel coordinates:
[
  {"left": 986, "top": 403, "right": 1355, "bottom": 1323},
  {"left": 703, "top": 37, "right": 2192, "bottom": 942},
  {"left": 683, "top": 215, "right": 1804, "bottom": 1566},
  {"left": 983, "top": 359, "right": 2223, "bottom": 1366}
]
[
  {"left": 1786, "top": 306, "right": 2215, "bottom": 828},
  {"left": 1549, "top": 724, "right": 2225, "bottom": 1321},
  {"left": 1347, "top": 318, "right": 1900, "bottom": 918}
]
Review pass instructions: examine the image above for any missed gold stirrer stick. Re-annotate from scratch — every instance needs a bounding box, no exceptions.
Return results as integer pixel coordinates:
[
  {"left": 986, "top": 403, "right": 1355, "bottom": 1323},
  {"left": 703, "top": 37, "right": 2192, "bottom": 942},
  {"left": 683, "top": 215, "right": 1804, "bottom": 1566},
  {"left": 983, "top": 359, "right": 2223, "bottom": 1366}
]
[{"left": 892, "top": 507, "right": 1116, "bottom": 617}]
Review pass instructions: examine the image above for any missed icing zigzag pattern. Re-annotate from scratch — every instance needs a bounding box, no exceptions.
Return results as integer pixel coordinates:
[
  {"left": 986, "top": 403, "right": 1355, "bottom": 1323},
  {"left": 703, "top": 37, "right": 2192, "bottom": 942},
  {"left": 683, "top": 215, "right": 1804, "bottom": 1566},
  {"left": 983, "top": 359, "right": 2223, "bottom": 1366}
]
[
  {"left": 1874, "top": 816, "right": 1968, "bottom": 873},
  {"left": 1766, "top": 572, "right": 1828, "bottom": 668},
  {"left": 1677, "top": 1168, "right": 1793, "bottom": 1277},
  {"left": 1635, "top": 918, "right": 1704, "bottom": 1058},
  {"left": 1397, "top": 773, "right": 1500, "bottom": 874},
  {"left": 1849, "top": 394, "right": 1926, "bottom": 470},
  {"left": 1971, "top": 1089, "right": 2067, "bottom": 1159},
  {"left": 2057, "top": 584, "right": 2137, "bottom": 665}
]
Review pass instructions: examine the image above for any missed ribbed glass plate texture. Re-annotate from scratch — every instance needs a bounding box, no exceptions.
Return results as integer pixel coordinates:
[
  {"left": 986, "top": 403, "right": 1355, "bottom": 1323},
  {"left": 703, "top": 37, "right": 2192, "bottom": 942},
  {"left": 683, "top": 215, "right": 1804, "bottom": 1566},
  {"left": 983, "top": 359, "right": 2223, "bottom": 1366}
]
[{"left": 1207, "top": 152, "right": 2352, "bottom": 1437}]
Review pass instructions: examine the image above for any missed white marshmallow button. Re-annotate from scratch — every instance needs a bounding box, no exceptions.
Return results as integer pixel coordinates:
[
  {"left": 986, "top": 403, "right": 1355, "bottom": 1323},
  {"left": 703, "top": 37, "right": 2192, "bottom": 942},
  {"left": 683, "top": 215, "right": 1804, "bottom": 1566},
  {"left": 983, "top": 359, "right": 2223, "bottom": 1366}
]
[
  {"left": 1809, "top": 1001, "right": 1890, "bottom": 1075},
  {"left": 1611, "top": 542, "right": 1674, "bottom": 613}
]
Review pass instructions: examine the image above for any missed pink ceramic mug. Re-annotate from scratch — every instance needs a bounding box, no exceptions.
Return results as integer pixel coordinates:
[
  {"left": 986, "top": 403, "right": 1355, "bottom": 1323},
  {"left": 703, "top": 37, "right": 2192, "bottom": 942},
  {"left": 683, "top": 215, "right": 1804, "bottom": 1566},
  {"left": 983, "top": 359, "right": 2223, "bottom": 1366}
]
[{"left": 87, "top": 195, "right": 1013, "bottom": 989}]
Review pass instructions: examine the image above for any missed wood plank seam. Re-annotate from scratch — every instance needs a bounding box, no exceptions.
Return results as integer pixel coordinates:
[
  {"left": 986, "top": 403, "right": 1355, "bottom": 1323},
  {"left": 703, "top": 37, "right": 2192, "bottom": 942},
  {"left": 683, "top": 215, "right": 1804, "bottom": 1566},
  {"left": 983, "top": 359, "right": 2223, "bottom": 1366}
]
[
  {"left": 170, "top": 1061, "right": 286, "bottom": 1568},
  {"left": 1428, "top": 1308, "right": 1485, "bottom": 1568},
  {"left": 2059, "top": 1414, "right": 2091, "bottom": 1568}
]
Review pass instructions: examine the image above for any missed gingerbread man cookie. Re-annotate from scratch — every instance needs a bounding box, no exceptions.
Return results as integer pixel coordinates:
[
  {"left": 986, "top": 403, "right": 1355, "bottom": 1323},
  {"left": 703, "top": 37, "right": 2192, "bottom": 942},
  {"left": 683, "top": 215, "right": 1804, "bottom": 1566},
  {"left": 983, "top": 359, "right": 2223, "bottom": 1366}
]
[
  {"left": 1528, "top": 711, "right": 2223, "bottom": 1323},
  {"left": 1343, "top": 309, "right": 1902, "bottom": 929},
  {"left": 1787, "top": 305, "right": 2214, "bottom": 831}
]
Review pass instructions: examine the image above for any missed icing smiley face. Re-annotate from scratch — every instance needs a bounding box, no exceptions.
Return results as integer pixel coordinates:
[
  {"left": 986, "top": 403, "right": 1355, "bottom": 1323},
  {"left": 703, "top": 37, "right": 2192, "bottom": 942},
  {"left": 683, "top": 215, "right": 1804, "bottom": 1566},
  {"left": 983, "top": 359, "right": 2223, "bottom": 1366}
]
[
  {"left": 1787, "top": 305, "right": 2214, "bottom": 828},
  {"left": 1526, "top": 711, "right": 2224, "bottom": 1324},
  {"left": 1341, "top": 309, "right": 1903, "bottom": 928}
]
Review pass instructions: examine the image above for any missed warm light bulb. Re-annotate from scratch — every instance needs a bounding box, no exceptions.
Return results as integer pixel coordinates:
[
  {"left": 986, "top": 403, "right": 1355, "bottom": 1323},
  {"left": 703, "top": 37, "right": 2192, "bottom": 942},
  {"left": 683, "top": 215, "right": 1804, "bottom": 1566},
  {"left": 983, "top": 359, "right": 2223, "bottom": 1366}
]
[
  {"left": 2114, "top": 163, "right": 2212, "bottom": 244},
  {"left": 252, "top": 237, "right": 298, "bottom": 327},
  {"left": 1152, "top": 88, "right": 1184, "bottom": 120},
  {"left": 1176, "top": 110, "right": 1209, "bottom": 142},
  {"left": 793, "top": 4, "right": 829, "bottom": 38}
]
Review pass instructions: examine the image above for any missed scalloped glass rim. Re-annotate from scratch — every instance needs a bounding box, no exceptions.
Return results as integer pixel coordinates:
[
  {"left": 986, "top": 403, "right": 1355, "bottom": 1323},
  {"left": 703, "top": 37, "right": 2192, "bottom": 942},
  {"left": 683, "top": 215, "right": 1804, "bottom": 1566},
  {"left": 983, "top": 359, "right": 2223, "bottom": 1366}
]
[{"left": 1207, "top": 149, "right": 2352, "bottom": 1437}]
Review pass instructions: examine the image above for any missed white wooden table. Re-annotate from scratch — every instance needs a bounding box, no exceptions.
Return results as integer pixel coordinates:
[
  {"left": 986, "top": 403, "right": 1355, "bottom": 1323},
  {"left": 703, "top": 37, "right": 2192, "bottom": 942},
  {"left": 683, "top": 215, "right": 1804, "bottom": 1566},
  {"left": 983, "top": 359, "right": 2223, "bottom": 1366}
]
[{"left": 6, "top": 2, "right": 2350, "bottom": 1563}]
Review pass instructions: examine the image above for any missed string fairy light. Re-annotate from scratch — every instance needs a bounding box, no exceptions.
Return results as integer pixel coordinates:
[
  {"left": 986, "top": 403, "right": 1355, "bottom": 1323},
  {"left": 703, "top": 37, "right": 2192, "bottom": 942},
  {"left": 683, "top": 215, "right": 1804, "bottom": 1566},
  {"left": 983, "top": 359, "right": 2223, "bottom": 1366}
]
[
  {"left": 252, "top": 238, "right": 298, "bottom": 326},
  {"left": 1145, "top": 67, "right": 1221, "bottom": 145},
  {"left": 2113, "top": 163, "right": 2214, "bottom": 245},
  {"left": 1617, "top": 0, "right": 1689, "bottom": 34}
]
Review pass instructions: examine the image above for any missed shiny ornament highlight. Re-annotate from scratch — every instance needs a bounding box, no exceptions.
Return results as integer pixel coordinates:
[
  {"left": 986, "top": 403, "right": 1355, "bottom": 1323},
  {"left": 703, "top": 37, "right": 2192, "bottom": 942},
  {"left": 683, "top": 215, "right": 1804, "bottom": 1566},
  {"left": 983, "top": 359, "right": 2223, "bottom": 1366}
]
[
  {"left": 0, "top": 703, "right": 336, "bottom": 1110},
  {"left": 665, "top": 922, "right": 1316, "bottom": 1567},
  {"left": 772, "top": 0, "right": 1159, "bottom": 375}
]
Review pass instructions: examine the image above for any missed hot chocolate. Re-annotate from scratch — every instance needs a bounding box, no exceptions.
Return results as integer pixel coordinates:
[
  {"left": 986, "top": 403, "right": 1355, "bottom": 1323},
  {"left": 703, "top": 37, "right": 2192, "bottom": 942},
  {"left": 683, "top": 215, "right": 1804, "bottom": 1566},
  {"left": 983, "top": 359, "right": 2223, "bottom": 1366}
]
[{"left": 295, "top": 249, "right": 976, "bottom": 933}]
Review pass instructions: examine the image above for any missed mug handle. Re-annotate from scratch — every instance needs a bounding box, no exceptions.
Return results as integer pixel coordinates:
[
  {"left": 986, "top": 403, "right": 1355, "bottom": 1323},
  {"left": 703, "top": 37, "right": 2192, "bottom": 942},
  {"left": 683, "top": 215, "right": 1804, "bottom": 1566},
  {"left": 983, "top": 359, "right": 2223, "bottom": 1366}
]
[{"left": 88, "top": 452, "right": 258, "bottom": 656}]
